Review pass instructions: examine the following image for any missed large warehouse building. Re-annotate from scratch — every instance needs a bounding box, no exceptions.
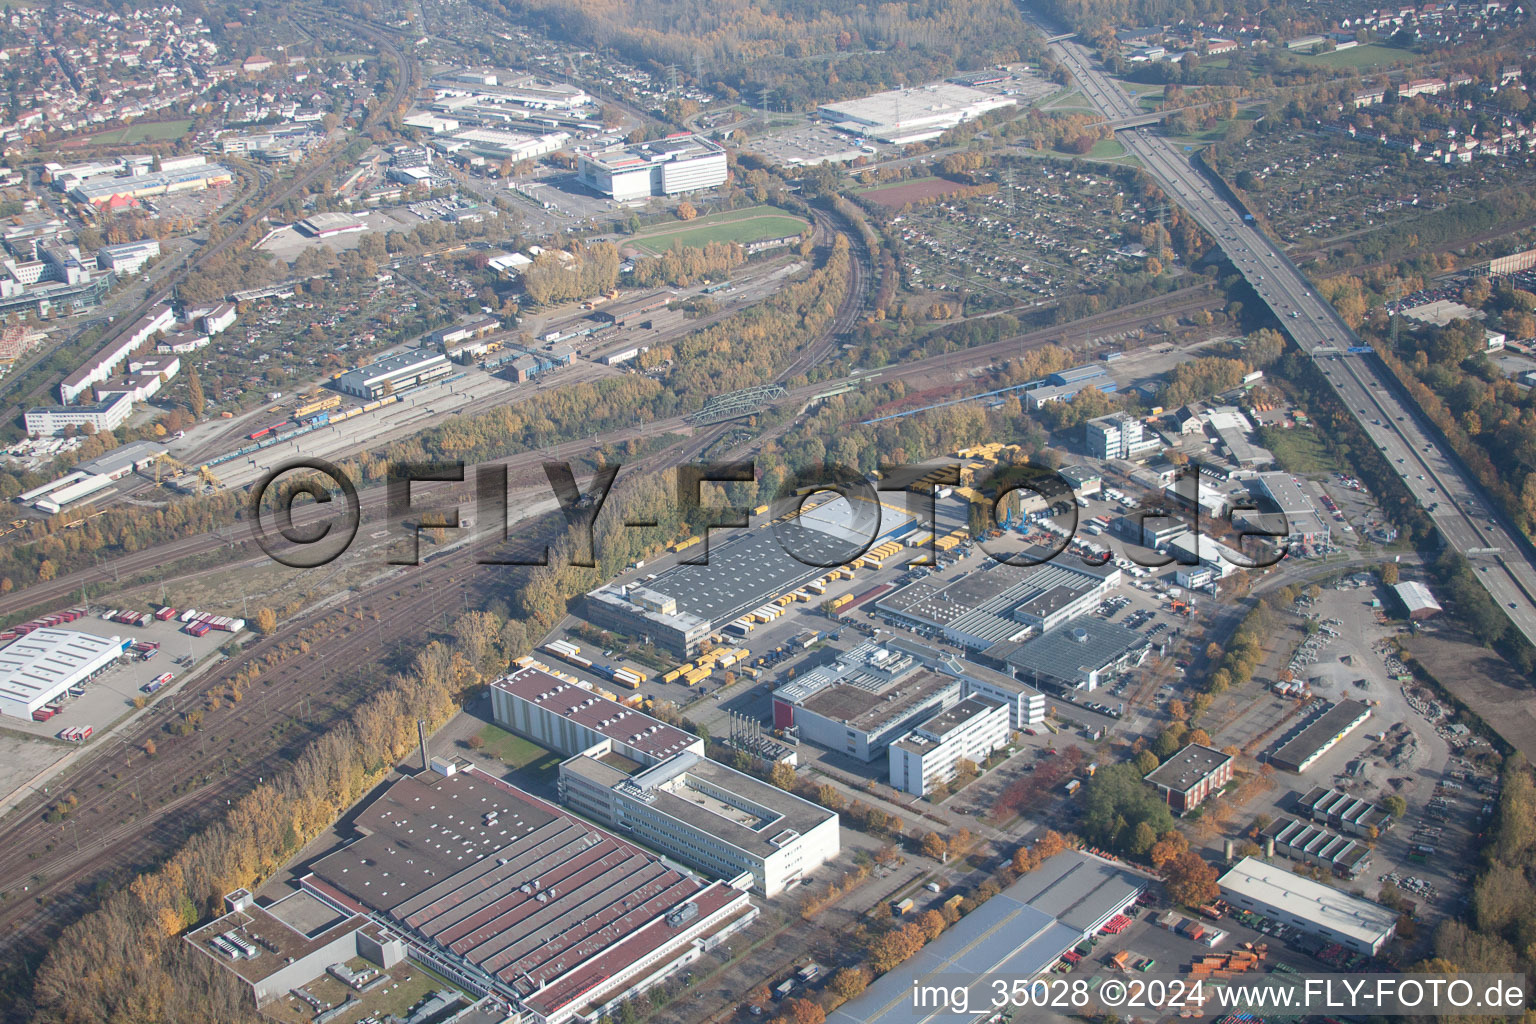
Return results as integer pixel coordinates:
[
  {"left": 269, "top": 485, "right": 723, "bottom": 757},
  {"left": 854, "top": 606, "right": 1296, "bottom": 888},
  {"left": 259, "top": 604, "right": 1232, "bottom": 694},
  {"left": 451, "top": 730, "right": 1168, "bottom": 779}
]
[
  {"left": 331, "top": 349, "right": 451, "bottom": 398},
  {"left": 818, "top": 83, "right": 1017, "bottom": 145},
  {"left": 827, "top": 850, "right": 1143, "bottom": 1024},
  {"left": 1217, "top": 856, "right": 1397, "bottom": 955},
  {"left": 1268, "top": 699, "right": 1371, "bottom": 773},
  {"left": 0, "top": 627, "right": 126, "bottom": 718},
  {"left": 295, "top": 767, "right": 757, "bottom": 1024},
  {"left": 584, "top": 502, "right": 909, "bottom": 657},
  {"left": 577, "top": 134, "right": 727, "bottom": 200},
  {"left": 876, "top": 557, "right": 1120, "bottom": 650}
]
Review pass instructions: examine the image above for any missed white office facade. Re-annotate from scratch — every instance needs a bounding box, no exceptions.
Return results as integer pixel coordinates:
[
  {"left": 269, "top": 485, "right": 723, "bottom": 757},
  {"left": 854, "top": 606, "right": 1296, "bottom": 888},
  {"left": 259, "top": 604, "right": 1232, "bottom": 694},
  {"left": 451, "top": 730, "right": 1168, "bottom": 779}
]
[{"left": 888, "top": 696, "right": 1010, "bottom": 796}]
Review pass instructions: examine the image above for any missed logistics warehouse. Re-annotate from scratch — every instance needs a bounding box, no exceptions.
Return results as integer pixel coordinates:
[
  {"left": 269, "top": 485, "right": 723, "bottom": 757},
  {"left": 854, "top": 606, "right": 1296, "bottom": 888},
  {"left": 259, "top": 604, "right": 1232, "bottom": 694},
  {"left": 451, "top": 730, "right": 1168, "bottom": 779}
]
[{"left": 0, "top": 627, "right": 126, "bottom": 718}]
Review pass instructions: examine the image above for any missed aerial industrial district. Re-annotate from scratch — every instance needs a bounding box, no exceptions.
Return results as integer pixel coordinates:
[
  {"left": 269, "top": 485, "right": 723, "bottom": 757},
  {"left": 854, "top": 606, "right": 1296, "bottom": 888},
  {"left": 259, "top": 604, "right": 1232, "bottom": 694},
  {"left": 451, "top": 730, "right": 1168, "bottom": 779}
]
[{"left": 4, "top": 0, "right": 1536, "bottom": 1022}]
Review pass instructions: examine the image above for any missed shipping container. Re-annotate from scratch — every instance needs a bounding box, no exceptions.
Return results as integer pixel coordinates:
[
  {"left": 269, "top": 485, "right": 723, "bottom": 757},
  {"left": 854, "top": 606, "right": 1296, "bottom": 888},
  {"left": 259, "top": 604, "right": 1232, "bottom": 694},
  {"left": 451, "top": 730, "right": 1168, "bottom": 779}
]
[
  {"left": 32, "top": 707, "right": 56, "bottom": 721},
  {"left": 154, "top": 606, "right": 178, "bottom": 621}
]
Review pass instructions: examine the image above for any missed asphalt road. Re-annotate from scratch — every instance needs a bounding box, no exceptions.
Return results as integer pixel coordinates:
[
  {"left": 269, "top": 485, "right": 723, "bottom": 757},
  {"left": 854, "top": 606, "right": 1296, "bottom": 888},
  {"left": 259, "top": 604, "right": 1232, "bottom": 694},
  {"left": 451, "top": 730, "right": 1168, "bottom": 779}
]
[{"left": 1050, "top": 37, "right": 1536, "bottom": 649}]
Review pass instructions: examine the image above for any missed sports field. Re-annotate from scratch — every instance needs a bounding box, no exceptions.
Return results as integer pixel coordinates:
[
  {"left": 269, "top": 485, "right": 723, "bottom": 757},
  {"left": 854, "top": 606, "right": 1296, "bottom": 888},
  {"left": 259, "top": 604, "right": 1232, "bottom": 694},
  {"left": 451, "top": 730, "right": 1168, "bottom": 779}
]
[
  {"left": 82, "top": 119, "right": 192, "bottom": 145},
  {"left": 630, "top": 205, "right": 808, "bottom": 254}
]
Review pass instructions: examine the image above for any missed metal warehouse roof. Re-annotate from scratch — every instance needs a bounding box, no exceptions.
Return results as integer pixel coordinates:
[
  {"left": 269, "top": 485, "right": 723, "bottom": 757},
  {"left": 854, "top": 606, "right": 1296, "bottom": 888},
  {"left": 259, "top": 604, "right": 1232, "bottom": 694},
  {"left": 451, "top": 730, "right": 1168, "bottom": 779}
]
[{"left": 826, "top": 851, "right": 1143, "bottom": 1024}]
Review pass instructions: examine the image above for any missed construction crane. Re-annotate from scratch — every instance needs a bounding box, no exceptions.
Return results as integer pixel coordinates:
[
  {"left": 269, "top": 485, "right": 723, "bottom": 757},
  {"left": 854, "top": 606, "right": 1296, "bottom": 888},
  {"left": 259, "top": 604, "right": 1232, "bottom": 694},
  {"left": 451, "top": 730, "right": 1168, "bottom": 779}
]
[{"left": 147, "top": 452, "right": 191, "bottom": 485}]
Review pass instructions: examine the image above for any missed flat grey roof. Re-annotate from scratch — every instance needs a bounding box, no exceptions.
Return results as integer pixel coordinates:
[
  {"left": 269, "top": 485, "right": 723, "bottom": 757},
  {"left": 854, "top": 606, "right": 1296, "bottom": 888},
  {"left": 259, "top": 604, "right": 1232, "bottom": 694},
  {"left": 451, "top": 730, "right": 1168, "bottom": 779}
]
[
  {"left": 643, "top": 516, "right": 896, "bottom": 628},
  {"left": 1003, "top": 616, "right": 1149, "bottom": 685},
  {"left": 1270, "top": 700, "right": 1371, "bottom": 771},
  {"left": 1145, "top": 744, "right": 1232, "bottom": 793},
  {"left": 797, "top": 669, "right": 958, "bottom": 733},
  {"left": 615, "top": 751, "right": 836, "bottom": 857},
  {"left": 826, "top": 851, "right": 1143, "bottom": 1024}
]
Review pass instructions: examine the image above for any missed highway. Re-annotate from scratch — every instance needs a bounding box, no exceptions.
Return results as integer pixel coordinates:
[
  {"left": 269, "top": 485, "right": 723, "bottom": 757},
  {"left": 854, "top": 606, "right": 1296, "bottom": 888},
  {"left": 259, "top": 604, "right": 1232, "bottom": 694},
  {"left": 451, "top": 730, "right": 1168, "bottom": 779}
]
[{"left": 1051, "top": 37, "right": 1536, "bottom": 647}]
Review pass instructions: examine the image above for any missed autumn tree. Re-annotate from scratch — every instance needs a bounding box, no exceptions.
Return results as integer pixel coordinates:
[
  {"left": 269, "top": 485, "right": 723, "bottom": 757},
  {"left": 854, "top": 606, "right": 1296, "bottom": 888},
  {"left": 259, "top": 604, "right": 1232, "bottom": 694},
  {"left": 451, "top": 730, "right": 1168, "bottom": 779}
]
[
  {"left": 187, "top": 365, "right": 206, "bottom": 417},
  {"left": 828, "top": 967, "right": 871, "bottom": 1002},
  {"left": 920, "top": 831, "right": 948, "bottom": 861},
  {"left": 1163, "top": 850, "right": 1221, "bottom": 907},
  {"left": 676, "top": 201, "right": 698, "bottom": 221},
  {"left": 769, "top": 761, "right": 796, "bottom": 790},
  {"left": 254, "top": 607, "right": 277, "bottom": 635}
]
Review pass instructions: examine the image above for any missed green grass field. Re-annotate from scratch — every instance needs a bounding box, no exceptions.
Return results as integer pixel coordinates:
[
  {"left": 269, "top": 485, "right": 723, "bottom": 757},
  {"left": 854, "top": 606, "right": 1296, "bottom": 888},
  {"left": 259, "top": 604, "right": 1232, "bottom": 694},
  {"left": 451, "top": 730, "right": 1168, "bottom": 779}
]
[
  {"left": 81, "top": 119, "right": 192, "bottom": 146},
  {"left": 1298, "top": 43, "right": 1405, "bottom": 68},
  {"left": 630, "top": 205, "right": 809, "bottom": 255},
  {"left": 1259, "top": 424, "right": 1336, "bottom": 475},
  {"left": 475, "top": 723, "right": 562, "bottom": 778}
]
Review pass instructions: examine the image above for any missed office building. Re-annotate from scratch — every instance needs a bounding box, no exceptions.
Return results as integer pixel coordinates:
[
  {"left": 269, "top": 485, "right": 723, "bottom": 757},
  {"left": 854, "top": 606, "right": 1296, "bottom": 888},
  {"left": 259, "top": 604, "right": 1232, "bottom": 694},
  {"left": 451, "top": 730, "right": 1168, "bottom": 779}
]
[
  {"left": 1085, "top": 412, "right": 1158, "bottom": 461},
  {"left": 95, "top": 239, "right": 160, "bottom": 275},
  {"left": 888, "top": 696, "right": 1010, "bottom": 796},
  {"left": 558, "top": 749, "right": 839, "bottom": 898},
  {"left": 1144, "top": 744, "right": 1232, "bottom": 814},
  {"left": 577, "top": 135, "right": 727, "bottom": 200},
  {"left": 25, "top": 394, "right": 133, "bottom": 436}
]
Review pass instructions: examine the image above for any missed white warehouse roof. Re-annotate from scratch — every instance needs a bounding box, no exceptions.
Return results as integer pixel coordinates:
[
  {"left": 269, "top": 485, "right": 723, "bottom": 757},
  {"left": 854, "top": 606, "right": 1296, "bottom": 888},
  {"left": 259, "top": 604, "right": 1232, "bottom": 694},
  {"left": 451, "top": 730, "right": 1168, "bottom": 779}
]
[
  {"left": 0, "top": 628, "right": 125, "bottom": 718},
  {"left": 1217, "top": 857, "right": 1397, "bottom": 949}
]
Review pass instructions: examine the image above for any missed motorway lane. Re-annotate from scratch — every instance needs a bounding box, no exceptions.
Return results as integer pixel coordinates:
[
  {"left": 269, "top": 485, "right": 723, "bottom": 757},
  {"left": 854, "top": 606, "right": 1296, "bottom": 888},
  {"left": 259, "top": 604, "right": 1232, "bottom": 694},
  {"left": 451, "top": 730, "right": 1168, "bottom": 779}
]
[{"left": 1050, "top": 38, "right": 1536, "bottom": 648}]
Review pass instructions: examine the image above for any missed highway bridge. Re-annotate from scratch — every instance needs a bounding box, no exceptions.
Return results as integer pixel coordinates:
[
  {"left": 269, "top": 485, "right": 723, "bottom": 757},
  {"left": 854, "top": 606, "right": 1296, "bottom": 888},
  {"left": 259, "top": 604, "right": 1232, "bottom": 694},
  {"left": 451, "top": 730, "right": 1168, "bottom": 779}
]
[{"left": 1050, "top": 37, "right": 1536, "bottom": 647}]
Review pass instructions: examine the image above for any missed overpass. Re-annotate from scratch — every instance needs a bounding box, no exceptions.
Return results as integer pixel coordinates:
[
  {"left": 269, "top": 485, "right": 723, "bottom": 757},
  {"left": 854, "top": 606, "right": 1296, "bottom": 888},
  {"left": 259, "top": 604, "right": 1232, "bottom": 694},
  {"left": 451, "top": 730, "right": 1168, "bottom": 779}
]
[{"left": 1049, "top": 36, "right": 1536, "bottom": 648}]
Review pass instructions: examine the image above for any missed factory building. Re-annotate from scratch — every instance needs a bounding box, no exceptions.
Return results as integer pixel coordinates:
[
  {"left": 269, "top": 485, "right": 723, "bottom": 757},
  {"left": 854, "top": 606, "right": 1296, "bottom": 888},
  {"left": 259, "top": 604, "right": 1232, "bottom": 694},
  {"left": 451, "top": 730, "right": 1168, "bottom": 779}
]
[
  {"left": 288, "top": 767, "right": 757, "bottom": 1024},
  {"left": 1250, "top": 472, "right": 1331, "bottom": 548},
  {"left": 558, "top": 748, "right": 839, "bottom": 898},
  {"left": 186, "top": 888, "right": 398, "bottom": 1009},
  {"left": 0, "top": 628, "right": 125, "bottom": 718},
  {"left": 817, "top": 83, "right": 1017, "bottom": 145},
  {"left": 775, "top": 647, "right": 962, "bottom": 762},
  {"left": 491, "top": 666, "right": 703, "bottom": 766},
  {"left": 1217, "top": 857, "right": 1397, "bottom": 955},
  {"left": 888, "top": 696, "right": 1010, "bottom": 796},
  {"left": 1144, "top": 744, "right": 1233, "bottom": 814},
  {"left": 577, "top": 135, "right": 727, "bottom": 200},
  {"left": 1268, "top": 699, "right": 1371, "bottom": 773},
  {"left": 332, "top": 349, "right": 451, "bottom": 398},
  {"left": 875, "top": 557, "right": 1120, "bottom": 650}
]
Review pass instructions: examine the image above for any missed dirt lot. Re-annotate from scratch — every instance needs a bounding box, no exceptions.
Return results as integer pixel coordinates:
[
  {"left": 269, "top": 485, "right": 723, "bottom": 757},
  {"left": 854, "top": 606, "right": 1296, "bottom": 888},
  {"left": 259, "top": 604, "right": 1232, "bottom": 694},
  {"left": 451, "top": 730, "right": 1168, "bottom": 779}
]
[
  {"left": 859, "top": 177, "right": 974, "bottom": 208},
  {"left": 1404, "top": 626, "right": 1536, "bottom": 761}
]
